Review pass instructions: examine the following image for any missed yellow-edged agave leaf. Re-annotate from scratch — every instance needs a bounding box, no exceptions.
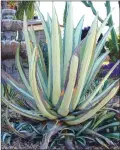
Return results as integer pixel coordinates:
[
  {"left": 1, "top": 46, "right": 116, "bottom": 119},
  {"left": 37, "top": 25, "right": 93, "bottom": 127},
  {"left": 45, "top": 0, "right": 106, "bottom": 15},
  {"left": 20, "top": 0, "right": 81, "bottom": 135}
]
[
  {"left": 29, "top": 47, "right": 56, "bottom": 120},
  {"left": 74, "top": 15, "right": 84, "bottom": 49},
  {"left": 65, "top": 83, "right": 119, "bottom": 125},
  {"left": 76, "top": 121, "right": 92, "bottom": 136},
  {"left": 79, "top": 34, "right": 89, "bottom": 62},
  {"left": 35, "top": 4, "right": 52, "bottom": 99},
  {"left": 36, "top": 46, "right": 48, "bottom": 97},
  {"left": 86, "top": 27, "right": 113, "bottom": 83},
  {"left": 79, "top": 61, "right": 120, "bottom": 110},
  {"left": 2, "top": 97, "right": 45, "bottom": 121},
  {"left": 27, "top": 26, "right": 48, "bottom": 97},
  {"left": 37, "top": 45, "right": 47, "bottom": 76},
  {"left": 51, "top": 4, "right": 61, "bottom": 106},
  {"left": 36, "top": 65, "right": 48, "bottom": 98},
  {"left": 30, "top": 24, "right": 47, "bottom": 75},
  {"left": 64, "top": 115, "right": 76, "bottom": 121},
  {"left": 91, "top": 79, "right": 119, "bottom": 105},
  {"left": 73, "top": 34, "right": 89, "bottom": 65},
  {"left": 97, "top": 9, "right": 113, "bottom": 40},
  {"left": 83, "top": 51, "right": 109, "bottom": 93},
  {"left": 72, "top": 15, "right": 98, "bottom": 110},
  {"left": 63, "top": 3, "right": 74, "bottom": 84},
  {"left": 28, "top": 25, "right": 48, "bottom": 82},
  {"left": 96, "top": 138, "right": 109, "bottom": 149},
  {"left": 29, "top": 48, "right": 48, "bottom": 110},
  {"left": 95, "top": 27, "right": 113, "bottom": 60},
  {"left": 28, "top": 25, "right": 47, "bottom": 84},
  {"left": 27, "top": 26, "right": 48, "bottom": 99},
  {"left": 92, "top": 112, "right": 115, "bottom": 130},
  {"left": 16, "top": 44, "right": 31, "bottom": 93},
  {"left": 82, "top": 27, "right": 113, "bottom": 96},
  {"left": 58, "top": 19, "right": 64, "bottom": 89},
  {"left": 78, "top": 79, "right": 119, "bottom": 110},
  {"left": 1, "top": 70, "right": 36, "bottom": 105},
  {"left": 58, "top": 55, "right": 78, "bottom": 116},
  {"left": 23, "top": 12, "right": 32, "bottom": 64}
]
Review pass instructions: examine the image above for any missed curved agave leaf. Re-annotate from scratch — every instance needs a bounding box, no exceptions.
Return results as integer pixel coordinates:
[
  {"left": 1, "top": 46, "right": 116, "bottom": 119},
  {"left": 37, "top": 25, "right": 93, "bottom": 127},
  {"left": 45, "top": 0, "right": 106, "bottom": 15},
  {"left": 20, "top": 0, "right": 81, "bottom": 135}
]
[
  {"left": 1, "top": 70, "right": 36, "bottom": 106},
  {"left": 92, "top": 112, "right": 115, "bottom": 130},
  {"left": 65, "top": 82, "right": 119, "bottom": 125},
  {"left": 16, "top": 44, "right": 31, "bottom": 93},
  {"left": 79, "top": 136, "right": 95, "bottom": 142},
  {"left": 29, "top": 25, "right": 48, "bottom": 85},
  {"left": 104, "top": 133, "right": 120, "bottom": 140},
  {"left": 23, "top": 12, "right": 32, "bottom": 64},
  {"left": 1, "top": 132, "right": 12, "bottom": 145},
  {"left": 74, "top": 15, "right": 84, "bottom": 49},
  {"left": 35, "top": 4, "right": 52, "bottom": 99},
  {"left": 95, "top": 122, "right": 120, "bottom": 132},
  {"left": 58, "top": 55, "right": 79, "bottom": 116},
  {"left": 97, "top": 9, "right": 114, "bottom": 40},
  {"left": 83, "top": 51, "right": 110, "bottom": 96},
  {"left": 5, "top": 107, "right": 28, "bottom": 139},
  {"left": 29, "top": 47, "right": 57, "bottom": 119},
  {"left": 95, "top": 27, "right": 113, "bottom": 60},
  {"left": 76, "top": 137, "right": 86, "bottom": 146},
  {"left": 81, "top": 27, "right": 113, "bottom": 97},
  {"left": 76, "top": 120, "right": 92, "bottom": 136},
  {"left": 2, "top": 97, "right": 45, "bottom": 121},
  {"left": 72, "top": 15, "right": 98, "bottom": 110},
  {"left": 29, "top": 26, "right": 47, "bottom": 74},
  {"left": 78, "top": 80, "right": 119, "bottom": 110},
  {"left": 79, "top": 61, "right": 119, "bottom": 109},
  {"left": 58, "top": 18, "right": 64, "bottom": 90},
  {"left": 85, "top": 128, "right": 114, "bottom": 146},
  {"left": 60, "top": 127, "right": 75, "bottom": 135},
  {"left": 96, "top": 137, "right": 109, "bottom": 149},
  {"left": 51, "top": 4, "right": 61, "bottom": 106},
  {"left": 28, "top": 26, "right": 48, "bottom": 98},
  {"left": 63, "top": 2, "right": 74, "bottom": 84}
]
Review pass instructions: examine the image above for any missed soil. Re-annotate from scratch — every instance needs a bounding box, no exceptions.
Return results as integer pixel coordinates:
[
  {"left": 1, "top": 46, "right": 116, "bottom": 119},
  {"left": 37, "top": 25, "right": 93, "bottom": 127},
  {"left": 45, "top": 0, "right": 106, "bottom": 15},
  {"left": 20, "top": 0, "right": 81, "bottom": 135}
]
[{"left": 1, "top": 138, "right": 120, "bottom": 150}]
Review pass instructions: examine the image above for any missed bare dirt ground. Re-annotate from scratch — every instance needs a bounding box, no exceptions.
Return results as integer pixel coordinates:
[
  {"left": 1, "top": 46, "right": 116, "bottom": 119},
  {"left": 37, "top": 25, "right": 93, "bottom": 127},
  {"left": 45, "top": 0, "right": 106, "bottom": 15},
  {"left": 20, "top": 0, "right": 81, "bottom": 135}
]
[{"left": 1, "top": 139, "right": 120, "bottom": 150}]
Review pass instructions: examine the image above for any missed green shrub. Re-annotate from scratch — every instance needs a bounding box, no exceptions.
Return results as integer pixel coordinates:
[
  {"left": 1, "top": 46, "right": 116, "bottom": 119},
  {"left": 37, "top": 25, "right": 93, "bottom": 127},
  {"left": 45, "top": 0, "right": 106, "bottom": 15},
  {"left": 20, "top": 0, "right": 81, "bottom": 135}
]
[{"left": 106, "top": 35, "right": 120, "bottom": 62}]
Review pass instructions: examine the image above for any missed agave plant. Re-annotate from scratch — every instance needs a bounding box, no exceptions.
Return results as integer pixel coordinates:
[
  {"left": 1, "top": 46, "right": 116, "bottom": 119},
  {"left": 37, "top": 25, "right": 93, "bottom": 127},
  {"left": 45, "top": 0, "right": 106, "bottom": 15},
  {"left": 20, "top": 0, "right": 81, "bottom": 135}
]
[{"left": 1, "top": 2, "right": 120, "bottom": 149}]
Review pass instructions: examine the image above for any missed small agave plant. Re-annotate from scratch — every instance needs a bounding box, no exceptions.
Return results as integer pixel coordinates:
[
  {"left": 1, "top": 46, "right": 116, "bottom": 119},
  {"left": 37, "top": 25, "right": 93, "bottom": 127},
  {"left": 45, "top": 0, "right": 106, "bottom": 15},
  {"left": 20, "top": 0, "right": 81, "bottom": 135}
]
[{"left": 1, "top": 2, "right": 120, "bottom": 149}]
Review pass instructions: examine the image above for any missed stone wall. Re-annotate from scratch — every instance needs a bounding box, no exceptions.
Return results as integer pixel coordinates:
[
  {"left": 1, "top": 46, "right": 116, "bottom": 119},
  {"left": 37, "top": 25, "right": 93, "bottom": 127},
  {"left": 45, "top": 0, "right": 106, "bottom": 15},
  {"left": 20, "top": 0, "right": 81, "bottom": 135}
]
[
  {"left": 35, "top": 30, "right": 46, "bottom": 43},
  {"left": 1, "top": 1, "right": 46, "bottom": 83}
]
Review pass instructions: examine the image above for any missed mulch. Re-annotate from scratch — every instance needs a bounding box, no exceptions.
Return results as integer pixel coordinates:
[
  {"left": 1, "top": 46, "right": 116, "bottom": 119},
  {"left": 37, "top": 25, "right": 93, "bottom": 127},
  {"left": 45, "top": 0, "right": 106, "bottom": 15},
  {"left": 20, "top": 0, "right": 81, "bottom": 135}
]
[{"left": 1, "top": 138, "right": 120, "bottom": 150}]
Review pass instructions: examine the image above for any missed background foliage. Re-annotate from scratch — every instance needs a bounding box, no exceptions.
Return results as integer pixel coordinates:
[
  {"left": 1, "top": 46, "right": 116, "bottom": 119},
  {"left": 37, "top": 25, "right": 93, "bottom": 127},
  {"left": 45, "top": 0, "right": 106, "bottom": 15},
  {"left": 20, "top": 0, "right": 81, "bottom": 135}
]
[{"left": 16, "top": 1, "right": 35, "bottom": 20}]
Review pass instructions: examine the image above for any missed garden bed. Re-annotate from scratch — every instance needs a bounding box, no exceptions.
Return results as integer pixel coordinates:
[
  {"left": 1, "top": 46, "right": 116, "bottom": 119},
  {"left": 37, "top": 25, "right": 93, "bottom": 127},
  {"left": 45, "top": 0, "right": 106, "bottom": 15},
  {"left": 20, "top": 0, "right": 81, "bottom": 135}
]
[
  {"left": 1, "top": 138, "right": 120, "bottom": 150},
  {"left": 1, "top": 96, "right": 120, "bottom": 150}
]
